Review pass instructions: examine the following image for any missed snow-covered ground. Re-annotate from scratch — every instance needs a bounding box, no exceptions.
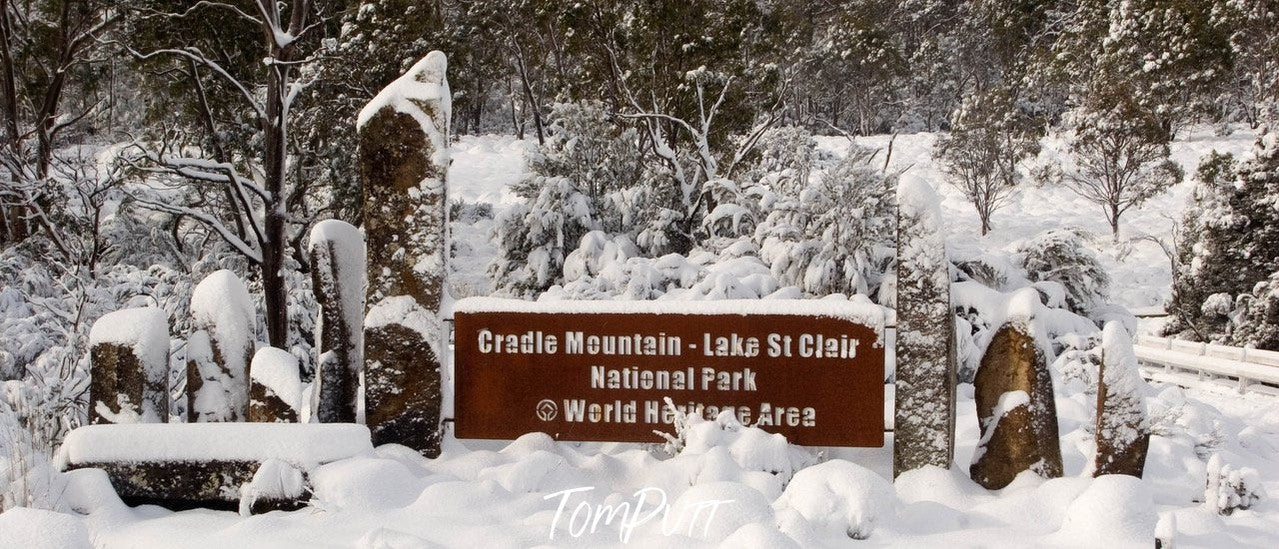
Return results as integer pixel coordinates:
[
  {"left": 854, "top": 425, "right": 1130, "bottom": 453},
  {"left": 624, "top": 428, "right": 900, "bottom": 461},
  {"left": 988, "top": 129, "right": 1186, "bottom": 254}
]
[
  {"left": 22, "top": 378, "right": 1279, "bottom": 547},
  {"left": 7, "top": 129, "right": 1277, "bottom": 548}
]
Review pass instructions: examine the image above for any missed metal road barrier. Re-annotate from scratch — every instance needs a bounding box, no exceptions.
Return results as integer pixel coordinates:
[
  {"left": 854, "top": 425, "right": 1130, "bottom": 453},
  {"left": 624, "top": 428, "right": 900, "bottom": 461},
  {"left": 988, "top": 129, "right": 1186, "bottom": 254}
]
[{"left": 1133, "top": 334, "right": 1279, "bottom": 396}]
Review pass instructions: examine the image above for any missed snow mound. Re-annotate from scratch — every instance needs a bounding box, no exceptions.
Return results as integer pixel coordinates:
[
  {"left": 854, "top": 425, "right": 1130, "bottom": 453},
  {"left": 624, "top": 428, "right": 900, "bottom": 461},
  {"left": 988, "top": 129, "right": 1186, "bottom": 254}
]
[
  {"left": 772, "top": 459, "right": 895, "bottom": 541},
  {"left": 312, "top": 457, "right": 428, "bottom": 511},
  {"left": 56, "top": 423, "right": 372, "bottom": 470},
  {"left": 1053, "top": 475, "right": 1156, "bottom": 547},
  {"left": 239, "top": 458, "right": 306, "bottom": 516},
  {"left": 0, "top": 507, "right": 91, "bottom": 549}
]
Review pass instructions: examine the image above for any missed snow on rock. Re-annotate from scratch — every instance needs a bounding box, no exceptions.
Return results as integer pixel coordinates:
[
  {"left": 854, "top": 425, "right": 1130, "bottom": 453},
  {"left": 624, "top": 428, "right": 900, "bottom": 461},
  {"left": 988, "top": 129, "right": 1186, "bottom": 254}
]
[
  {"left": 1052, "top": 475, "right": 1156, "bottom": 548},
  {"left": 189, "top": 269, "right": 255, "bottom": 368},
  {"left": 772, "top": 459, "right": 896, "bottom": 541},
  {"left": 1093, "top": 321, "right": 1151, "bottom": 477},
  {"left": 250, "top": 346, "right": 304, "bottom": 413},
  {"left": 56, "top": 423, "right": 372, "bottom": 470},
  {"left": 308, "top": 220, "right": 366, "bottom": 342},
  {"left": 88, "top": 306, "right": 170, "bottom": 423},
  {"left": 0, "top": 507, "right": 92, "bottom": 549},
  {"left": 365, "top": 295, "right": 446, "bottom": 360},
  {"left": 357, "top": 50, "right": 450, "bottom": 158},
  {"left": 238, "top": 458, "right": 307, "bottom": 516},
  {"left": 187, "top": 269, "right": 255, "bottom": 422}
]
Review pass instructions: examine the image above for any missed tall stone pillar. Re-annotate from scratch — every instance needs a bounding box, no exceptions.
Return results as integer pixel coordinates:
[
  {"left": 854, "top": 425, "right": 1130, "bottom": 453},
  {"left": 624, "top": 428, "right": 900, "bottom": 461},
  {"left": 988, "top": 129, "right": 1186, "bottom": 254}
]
[
  {"left": 308, "top": 220, "right": 365, "bottom": 423},
  {"left": 358, "top": 51, "right": 450, "bottom": 456},
  {"left": 894, "top": 177, "right": 957, "bottom": 477}
]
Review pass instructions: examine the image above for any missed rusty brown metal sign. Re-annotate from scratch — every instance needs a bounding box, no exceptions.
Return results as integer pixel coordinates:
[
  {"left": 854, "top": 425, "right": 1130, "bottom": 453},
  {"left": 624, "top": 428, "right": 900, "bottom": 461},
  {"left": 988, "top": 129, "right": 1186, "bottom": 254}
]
[{"left": 453, "top": 300, "right": 885, "bottom": 447}]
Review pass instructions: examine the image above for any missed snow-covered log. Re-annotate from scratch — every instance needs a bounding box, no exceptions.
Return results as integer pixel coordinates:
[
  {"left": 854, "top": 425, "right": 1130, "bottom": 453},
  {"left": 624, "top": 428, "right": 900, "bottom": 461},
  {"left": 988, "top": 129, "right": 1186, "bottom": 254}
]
[
  {"left": 56, "top": 423, "right": 371, "bottom": 513},
  {"left": 893, "top": 176, "right": 956, "bottom": 476},
  {"left": 970, "top": 290, "right": 1064, "bottom": 489},
  {"left": 308, "top": 220, "right": 365, "bottom": 423},
  {"left": 186, "top": 270, "right": 255, "bottom": 422},
  {"left": 249, "top": 347, "right": 302, "bottom": 423},
  {"left": 358, "top": 51, "right": 450, "bottom": 456},
  {"left": 88, "top": 307, "right": 170, "bottom": 424},
  {"left": 1093, "top": 321, "right": 1150, "bottom": 477}
]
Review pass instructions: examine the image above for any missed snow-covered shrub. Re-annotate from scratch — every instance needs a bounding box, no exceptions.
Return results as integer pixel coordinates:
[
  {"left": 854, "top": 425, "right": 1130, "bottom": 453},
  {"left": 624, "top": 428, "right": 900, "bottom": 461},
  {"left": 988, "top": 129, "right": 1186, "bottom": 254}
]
[
  {"left": 739, "top": 126, "right": 826, "bottom": 190},
  {"left": 773, "top": 459, "right": 895, "bottom": 540},
  {"left": 755, "top": 146, "right": 897, "bottom": 298},
  {"left": 526, "top": 101, "right": 644, "bottom": 205},
  {"left": 490, "top": 176, "right": 597, "bottom": 296},
  {"left": 1014, "top": 228, "right": 1110, "bottom": 315},
  {"left": 1204, "top": 453, "right": 1265, "bottom": 515},
  {"left": 1, "top": 381, "right": 70, "bottom": 512},
  {"left": 656, "top": 398, "right": 816, "bottom": 489}
]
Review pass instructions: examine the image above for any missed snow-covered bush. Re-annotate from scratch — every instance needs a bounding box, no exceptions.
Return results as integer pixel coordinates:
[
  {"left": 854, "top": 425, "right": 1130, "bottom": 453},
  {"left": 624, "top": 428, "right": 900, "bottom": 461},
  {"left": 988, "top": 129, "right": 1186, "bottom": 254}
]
[
  {"left": 490, "top": 176, "right": 597, "bottom": 296},
  {"left": 755, "top": 146, "right": 897, "bottom": 298},
  {"left": 1204, "top": 453, "right": 1265, "bottom": 515},
  {"left": 1014, "top": 228, "right": 1111, "bottom": 315},
  {"left": 526, "top": 101, "right": 643, "bottom": 204},
  {"left": 739, "top": 126, "right": 826, "bottom": 190},
  {"left": 773, "top": 459, "right": 895, "bottom": 540}
]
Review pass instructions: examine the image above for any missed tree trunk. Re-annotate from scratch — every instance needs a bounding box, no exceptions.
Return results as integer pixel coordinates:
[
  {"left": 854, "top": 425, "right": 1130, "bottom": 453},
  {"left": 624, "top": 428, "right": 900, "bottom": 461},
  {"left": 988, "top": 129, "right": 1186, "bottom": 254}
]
[
  {"left": 259, "top": 7, "right": 293, "bottom": 349},
  {"left": 1110, "top": 203, "right": 1121, "bottom": 242}
]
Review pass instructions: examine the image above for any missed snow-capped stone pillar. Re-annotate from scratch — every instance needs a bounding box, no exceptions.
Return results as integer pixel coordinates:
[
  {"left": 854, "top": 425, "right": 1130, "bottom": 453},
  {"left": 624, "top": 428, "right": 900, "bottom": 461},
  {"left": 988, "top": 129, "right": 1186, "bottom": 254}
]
[
  {"left": 249, "top": 347, "right": 302, "bottom": 423},
  {"left": 358, "top": 51, "right": 450, "bottom": 456},
  {"left": 893, "top": 177, "right": 957, "bottom": 477},
  {"left": 970, "top": 290, "right": 1063, "bottom": 489},
  {"left": 186, "top": 270, "right": 255, "bottom": 422},
  {"left": 1093, "top": 321, "right": 1150, "bottom": 477},
  {"left": 308, "top": 220, "right": 365, "bottom": 423},
  {"left": 88, "top": 307, "right": 170, "bottom": 424}
]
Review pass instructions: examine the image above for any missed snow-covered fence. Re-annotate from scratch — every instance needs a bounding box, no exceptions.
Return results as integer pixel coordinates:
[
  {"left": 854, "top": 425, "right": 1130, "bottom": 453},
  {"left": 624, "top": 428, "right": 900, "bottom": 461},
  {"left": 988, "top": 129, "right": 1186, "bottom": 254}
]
[{"left": 1133, "top": 335, "right": 1279, "bottom": 394}]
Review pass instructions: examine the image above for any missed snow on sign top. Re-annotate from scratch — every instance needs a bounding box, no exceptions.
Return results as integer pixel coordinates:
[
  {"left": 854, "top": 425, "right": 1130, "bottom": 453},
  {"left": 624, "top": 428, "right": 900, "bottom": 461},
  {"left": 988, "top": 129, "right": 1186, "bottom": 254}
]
[
  {"left": 454, "top": 297, "right": 888, "bottom": 340},
  {"left": 57, "top": 423, "right": 373, "bottom": 470}
]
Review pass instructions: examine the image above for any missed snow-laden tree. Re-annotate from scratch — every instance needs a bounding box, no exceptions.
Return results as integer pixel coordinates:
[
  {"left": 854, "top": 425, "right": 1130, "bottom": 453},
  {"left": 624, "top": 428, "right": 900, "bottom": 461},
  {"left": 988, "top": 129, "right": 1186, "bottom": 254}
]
[
  {"left": 1060, "top": 77, "right": 1183, "bottom": 241},
  {"left": 1222, "top": 0, "right": 1279, "bottom": 127},
  {"left": 117, "top": 0, "right": 326, "bottom": 349},
  {"left": 1014, "top": 228, "right": 1111, "bottom": 315},
  {"left": 1168, "top": 133, "right": 1279, "bottom": 348},
  {"left": 0, "top": 0, "right": 118, "bottom": 250},
  {"left": 937, "top": 85, "right": 1041, "bottom": 235}
]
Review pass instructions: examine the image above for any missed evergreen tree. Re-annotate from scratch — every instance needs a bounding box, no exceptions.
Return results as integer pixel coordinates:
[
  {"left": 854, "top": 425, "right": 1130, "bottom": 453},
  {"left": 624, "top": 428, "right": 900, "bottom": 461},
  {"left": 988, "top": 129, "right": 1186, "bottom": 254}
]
[{"left": 1168, "top": 133, "right": 1279, "bottom": 347}]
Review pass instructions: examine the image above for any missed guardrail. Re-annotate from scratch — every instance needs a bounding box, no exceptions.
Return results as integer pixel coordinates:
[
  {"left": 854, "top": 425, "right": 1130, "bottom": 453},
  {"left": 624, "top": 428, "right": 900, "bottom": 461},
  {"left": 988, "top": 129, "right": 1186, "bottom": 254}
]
[{"left": 1133, "top": 335, "right": 1279, "bottom": 395}]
